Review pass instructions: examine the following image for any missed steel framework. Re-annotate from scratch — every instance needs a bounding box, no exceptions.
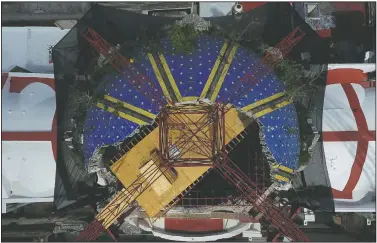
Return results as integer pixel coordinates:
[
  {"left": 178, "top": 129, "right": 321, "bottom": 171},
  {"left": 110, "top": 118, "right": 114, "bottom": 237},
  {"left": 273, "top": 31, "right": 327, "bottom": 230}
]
[
  {"left": 271, "top": 207, "right": 303, "bottom": 242},
  {"left": 263, "top": 26, "right": 306, "bottom": 67},
  {"left": 152, "top": 103, "right": 227, "bottom": 219},
  {"left": 177, "top": 192, "right": 254, "bottom": 207},
  {"left": 255, "top": 152, "right": 268, "bottom": 191},
  {"left": 213, "top": 153, "right": 310, "bottom": 242},
  {"left": 77, "top": 102, "right": 229, "bottom": 240},
  {"left": 77, "top": 26, "right": 309, "bottom": 242},
  {"left": 158, "top": 103, "right": 226, "bottom": 166}
]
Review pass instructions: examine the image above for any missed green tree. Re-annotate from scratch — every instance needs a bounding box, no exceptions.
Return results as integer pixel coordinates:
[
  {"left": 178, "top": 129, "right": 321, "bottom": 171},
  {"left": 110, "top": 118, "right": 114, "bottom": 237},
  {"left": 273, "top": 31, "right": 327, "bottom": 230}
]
[{"left": 167, "top": 24, "right": 198, "bottom": 54}]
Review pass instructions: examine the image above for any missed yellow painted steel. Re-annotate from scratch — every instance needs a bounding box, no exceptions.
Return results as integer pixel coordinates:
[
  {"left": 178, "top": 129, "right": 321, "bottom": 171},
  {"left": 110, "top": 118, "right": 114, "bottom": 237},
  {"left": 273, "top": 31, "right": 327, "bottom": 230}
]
[
  {"left": 241, "top": 92, "right": 286, "bottom": 112},
  {"left": 272, "top": 163, "right": 279, "bottom": 169},
  {"left": 210, "top": 44, "right": 239, "bottom": 102},
  {"left": 274, "top": 174, "right": 290, "bottom": 182},
  {"left": 200, "top": 42, "right": 229, "bottom": 98},
  {"left": 254, "top": 99, "right": 292, "bottom": 118},
  {"left": 182, "top": 96, "right": 199, "bottom": 102},
  {"left": 104, "top": 95, "right": 156, "bottom": 119},
  {"left": 279, "top": 165, "right": 295, "bottom": 174},
  {"left": 96, "top": 188, "right": 135, "bottom": 229},
  {"left": 147, "top": 53, "right": 172, "bottom": 101},
  {"left": 139, "top": 160, "right": 174, "bottom": 196},
  {"left": 96, "top": 102, "right": 147, "bottom": 125},
  {"left": 158, "top": 54, "right": 183, "bottom": 102},
  {"left": 110, "top": 106, "right": 253, "bottom": 218}
]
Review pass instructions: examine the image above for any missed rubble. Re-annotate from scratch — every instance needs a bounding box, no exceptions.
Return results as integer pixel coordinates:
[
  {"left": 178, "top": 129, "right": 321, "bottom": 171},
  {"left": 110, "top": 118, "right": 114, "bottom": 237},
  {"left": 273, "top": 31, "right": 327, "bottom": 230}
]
[{"left": 176, "top": 14, "right": 211, "bottom": 32}]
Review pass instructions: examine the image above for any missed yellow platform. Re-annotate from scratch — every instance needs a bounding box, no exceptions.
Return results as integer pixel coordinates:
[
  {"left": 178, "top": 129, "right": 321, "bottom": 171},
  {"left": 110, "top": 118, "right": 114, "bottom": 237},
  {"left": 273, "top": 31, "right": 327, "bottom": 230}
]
[{"left": 110, "top": 105, "right": 253, "bottom": 218}]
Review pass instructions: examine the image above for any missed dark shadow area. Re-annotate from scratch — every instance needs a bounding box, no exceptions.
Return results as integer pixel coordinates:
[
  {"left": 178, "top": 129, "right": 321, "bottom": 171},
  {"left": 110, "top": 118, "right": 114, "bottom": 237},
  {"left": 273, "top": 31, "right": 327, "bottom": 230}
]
[{"left": 178, "top": 120, "right": 271, "bottom": 204}]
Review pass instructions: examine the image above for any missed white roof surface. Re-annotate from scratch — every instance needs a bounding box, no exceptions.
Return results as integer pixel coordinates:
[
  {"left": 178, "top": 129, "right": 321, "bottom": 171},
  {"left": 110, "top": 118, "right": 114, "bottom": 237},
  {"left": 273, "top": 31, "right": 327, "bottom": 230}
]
[
  {"left": 2, "top": 77, "right": 56, "bottom": 132},
  {"left": 323, "top": 84, "right": 375, "bottom": 132},
  {"left": 2, "top": 141, "right": 56, "bottom": 198},
  {"left": 2, "top": 72, "right": 57, "bottom": 212},
  {"left": 2, "top": 27, "right": 69, "bottom": 73},
  {"left": 323, "top": 68, "right": 375, "bottom": 210},
  {"left": 324, "top": 141, "right": 375, "bottom": 201},
  {"left": 199, "top": 2, "right": 235, "bottom": 17}
]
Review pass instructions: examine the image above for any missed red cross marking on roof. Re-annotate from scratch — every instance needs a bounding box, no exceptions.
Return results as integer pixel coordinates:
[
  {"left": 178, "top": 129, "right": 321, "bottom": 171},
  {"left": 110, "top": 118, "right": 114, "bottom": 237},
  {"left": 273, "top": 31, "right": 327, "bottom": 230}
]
[
  {"left": 323, "top": 83, "right": 375, "bottom": 199},
  {"left": 1, "top": 75, "right": 57, "bottom": 161}
]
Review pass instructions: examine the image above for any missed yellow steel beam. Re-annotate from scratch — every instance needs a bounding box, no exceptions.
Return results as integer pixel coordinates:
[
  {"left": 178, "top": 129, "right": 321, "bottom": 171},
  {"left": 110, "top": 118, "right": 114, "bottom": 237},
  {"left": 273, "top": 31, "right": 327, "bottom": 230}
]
[
  {"left": 279, "top": 165, "right": 295, "bottom": 174},
  {"left": 254, "top": 99, "right": 292, "bottom": 118},
  {"left": 158, "top": 54, "right": 183, "bottom": 102},
  {"left": 104, "top": 94, "right": 156, "bottom": 120},
  {"left": 272, "top": 162, "right": 295, "bottom": 174},
  {"left": 274, "top": 174, "right": 290, "bottom": 183},
  {"left": 200, "top": 42, "right": 229, "bottom": 99},
  {"left": 96, "top": 102, "right": 147, "bottom": 125},
  {"left": 147, "top": 53, "right": 172, "bottom": 102},
  {"left": 210, "top": 44, "right": 239, "bottom": 102},
  {"left": 182, "top": 96, "right": 199, "bottom": 102},
  {"left": 96, "top": 188, "right": 135, "bottom": 229},
  {"left": 241, "top": 92, "right": 286, "bottom": 112}
]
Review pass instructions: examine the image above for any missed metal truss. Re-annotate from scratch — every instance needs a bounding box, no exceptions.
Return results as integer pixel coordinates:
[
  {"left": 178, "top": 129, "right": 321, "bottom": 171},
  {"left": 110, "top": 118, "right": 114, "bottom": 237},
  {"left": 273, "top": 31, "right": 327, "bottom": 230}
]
[
  {"left": 158, "top": 103, "right": 226, "bottom": 166},
  {"left": 264, "top": 26, "right": 306, "bottom": 67},
  {"left": 271, "top": 207, "right": 302, "bottom": 242},
  {"left": 213, "top": 153, "right": 309, "bottom": 242}
]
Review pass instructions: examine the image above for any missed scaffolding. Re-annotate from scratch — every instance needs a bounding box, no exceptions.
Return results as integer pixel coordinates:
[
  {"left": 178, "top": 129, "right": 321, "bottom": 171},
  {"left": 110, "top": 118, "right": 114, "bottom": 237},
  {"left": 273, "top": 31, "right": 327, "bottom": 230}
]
[
  {"left": 213, "top": 154, "right": 309, "bottom": 242},
  {"left": 76, "top": 26, "right": 309, "bottom": 242},
  {"left": 158, "top": 103, "right": 226, "bottom": 166}
]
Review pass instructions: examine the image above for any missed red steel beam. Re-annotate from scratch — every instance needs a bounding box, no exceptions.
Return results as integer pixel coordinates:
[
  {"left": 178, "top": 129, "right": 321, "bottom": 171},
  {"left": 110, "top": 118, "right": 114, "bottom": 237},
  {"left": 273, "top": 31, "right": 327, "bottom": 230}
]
[
  {"left": 213, "top": 154, "right": 310, "bottom": 242},
  {"left": 219, "top": 26, "right": 305, "bottom": 106},
  {"left": 271, "top": 207, "right": 302, "bottom": 242}
]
